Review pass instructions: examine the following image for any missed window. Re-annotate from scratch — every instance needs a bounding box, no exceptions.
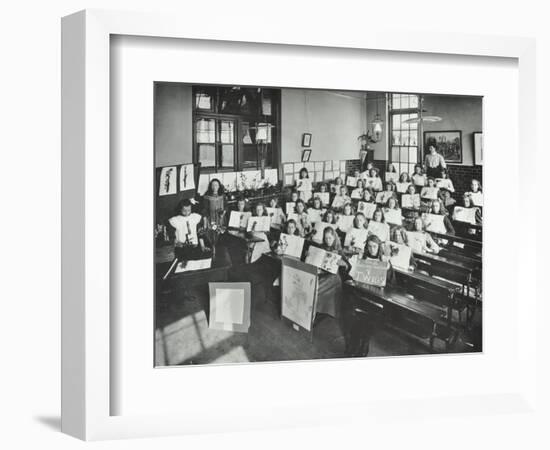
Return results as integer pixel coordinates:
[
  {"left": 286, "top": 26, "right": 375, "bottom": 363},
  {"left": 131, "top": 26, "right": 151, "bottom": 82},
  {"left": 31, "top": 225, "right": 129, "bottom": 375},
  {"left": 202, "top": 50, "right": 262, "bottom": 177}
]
[
  {"left": 389, "top": 94, "right": 420, "bottom": 176},
  {"left": 193, "top": 85, "right": 280, "bottom": 173}
]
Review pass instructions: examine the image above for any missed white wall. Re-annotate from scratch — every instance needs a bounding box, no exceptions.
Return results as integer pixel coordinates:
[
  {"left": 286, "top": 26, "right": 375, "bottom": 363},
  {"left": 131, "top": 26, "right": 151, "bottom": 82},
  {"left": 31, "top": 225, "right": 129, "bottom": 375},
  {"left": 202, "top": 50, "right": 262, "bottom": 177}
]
[{"left": 281, "top": 89, "right": 366, "bottom": 162}]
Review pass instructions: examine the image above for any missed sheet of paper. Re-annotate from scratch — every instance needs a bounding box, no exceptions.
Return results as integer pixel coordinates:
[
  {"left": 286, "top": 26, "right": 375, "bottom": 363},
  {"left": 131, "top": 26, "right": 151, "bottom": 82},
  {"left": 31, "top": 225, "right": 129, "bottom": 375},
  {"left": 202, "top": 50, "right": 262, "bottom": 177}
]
[
  {"left": 357, "top": 201, "right": 377, "bottom": 219},
  {"left": 284, "top": 174, "right": 294, "bottom": 186},
  {"left": 401, "top": 194, "right": 420, "bottom": 209},
  {"left": 340, "top": 161, "right": 346, "bottom": 172},
  {"left": 388, "top": 243, "right": 412, "bottom": 271},
  {"left": 425, "top": 213, "right": 447, "bottom": 234},
  {"left": 312, "top": 192, "right": 329, "bottom": 207},
  {"left": 174, "top": 258, "right": 212, "bottom": 273},
  {"left": 453, "top": 207, "right": 477, "bottom": 225},
  {"left": 214, "top": 288, "right": 245, "bottom": 325},
  {"left": 266, "top": 207, "right": 285, "bottom": 226},
  {"left": 296, "top": 178, "right": 312, "bottom": 192},
  {"left": 376, "top": 191, "right": 393, "bottom": 204},
  {"left": 367, "top": 221, "right": 390, "bottom": 242},
  {"left": 350, "top": 259, "right": 389, "bottom": 287},
  {"left": 304, "top": 162, "right": 315, "bottom": 173},
  {"left": 314, "top": 171, "right": 323, "bottom": 183},
  {"left": 278, "top": 233, "right": 305, "bottom": 258},
  {"left": 384, "top": 209, "right": 403, "bottom": 225},
  {"left": 307, "top": 209, "right": 323, "bottom": 224},
  {"left": 243, "top": 170, "right": 261, "bottom": 189},
  {"left": 336, "top": 215, "right": 354, "bottom": 233},
  {"left": 159, "top": 166, "right": 177, "bottom": 196},
  {"left": 264, "top": 168, "right": 279, "bottom": 186},
  {"left": 305, "top": 246, "right": 340, "bottom": 274},
  {"left": 351, "top": 189, "right": 363, "bottom": 199},
  {"left": 285, "top": 202, "right": 296, "bottom": 215},
  {"left": 385, "top": 172, "right": 398, "bottom": 183},
  {"left": 197, "top": 173, "right": 210, "bottom": 195},
  {"left": 470, "top": 192, "right": 484, "bottom": 207},
  {"left": 396, "top": 182, "right": 411, "bottom": 193},
  {"left": 332, "top": 160, "right": 339, "bottom": 172},
  {"left": 421, "top": 187, "right": 439, "bottom": 200},
  {"left": 325, "top": 161, "right": 333, "bottom": 171},
  {"left": 344, "top": 228, "right": 368, "bottom": 249},
  {"left": 179, "top": 164, "right": 195, "bottom": 191},
  {"left": 229, "top": 211, "right": 251, "bottom": 229},
  {"left": 314, "top": 161, "right": 324, "bottom": 171},
  {"left": 346, "top": 176, "right": 357, "bottom": 187},
  {"left": 246, "top": 216, "right": 271, "bottom": 232},
  {"left": 283, "top": 163, "right": 294, "bottom": 174},
  {"left": 406, "top": 231, "right": 427, "bottom": 253}
]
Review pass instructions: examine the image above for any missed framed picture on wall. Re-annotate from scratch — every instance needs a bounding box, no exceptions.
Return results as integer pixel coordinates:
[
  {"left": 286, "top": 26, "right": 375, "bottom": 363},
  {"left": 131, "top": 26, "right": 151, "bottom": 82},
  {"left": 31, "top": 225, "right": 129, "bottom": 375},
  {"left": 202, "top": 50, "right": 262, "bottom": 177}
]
[
  {"left": 423, "top": 130, "right": 463, "bottom": 164},
  {"left": 302, "top": 132, "right": 312, "bottom": 147},
  {"left": 301, "top": 149, "right": 312, "bottom": 162},
  {"left": 474, "top": 131, "right": 483, "bottom": 165}
]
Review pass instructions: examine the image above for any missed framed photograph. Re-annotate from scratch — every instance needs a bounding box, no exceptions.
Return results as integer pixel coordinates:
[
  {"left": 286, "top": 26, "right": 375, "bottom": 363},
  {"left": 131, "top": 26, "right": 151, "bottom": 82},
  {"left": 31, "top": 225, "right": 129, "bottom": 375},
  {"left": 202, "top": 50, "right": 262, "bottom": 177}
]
[
  {"left": 424, "top": 130, "right": 463, "bottom": 163},
  {"left": 62, "top": 9, "right": 538, "bottom": 442},
  {"left": 301, "top": 148, "right": 311, "bottom": 162},
  {"left": 301, "top": 132, "right": 312, "bottom": 147}
]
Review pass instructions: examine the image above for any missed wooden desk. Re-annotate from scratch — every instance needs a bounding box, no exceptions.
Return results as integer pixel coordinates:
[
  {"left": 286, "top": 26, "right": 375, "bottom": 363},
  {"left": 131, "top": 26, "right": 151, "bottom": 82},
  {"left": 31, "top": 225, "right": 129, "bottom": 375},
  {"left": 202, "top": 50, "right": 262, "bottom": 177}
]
[
  {"left": 452, "top": 220, "right": 482, "bottom": 241},
  {"left": 431, "top": 231, "right": 482, "bottom": 261},
  {"left": 224, "top": 229, "right": 267, "bottom": 264},
  {"left": 344, "top": 279, "right": 458, "bottom": 350},
  {"left": 156, "top": 247, "right": 232, "bottom": 295}
]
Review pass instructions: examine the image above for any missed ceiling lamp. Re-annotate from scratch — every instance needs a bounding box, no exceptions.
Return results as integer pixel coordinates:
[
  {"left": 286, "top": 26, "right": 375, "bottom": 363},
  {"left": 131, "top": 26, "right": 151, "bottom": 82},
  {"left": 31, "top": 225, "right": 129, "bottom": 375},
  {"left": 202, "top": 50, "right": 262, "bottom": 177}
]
[{"left": 403, "top": 96, "right": 442, "bottom": 124}]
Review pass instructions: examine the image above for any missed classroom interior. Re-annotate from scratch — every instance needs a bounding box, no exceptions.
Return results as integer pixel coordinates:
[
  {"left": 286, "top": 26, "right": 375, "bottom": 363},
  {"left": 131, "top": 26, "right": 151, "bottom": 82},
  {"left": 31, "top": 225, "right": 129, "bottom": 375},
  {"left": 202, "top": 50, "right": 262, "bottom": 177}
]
[{"left": 154, "top": 83, "right": 483, "bottom": 366}]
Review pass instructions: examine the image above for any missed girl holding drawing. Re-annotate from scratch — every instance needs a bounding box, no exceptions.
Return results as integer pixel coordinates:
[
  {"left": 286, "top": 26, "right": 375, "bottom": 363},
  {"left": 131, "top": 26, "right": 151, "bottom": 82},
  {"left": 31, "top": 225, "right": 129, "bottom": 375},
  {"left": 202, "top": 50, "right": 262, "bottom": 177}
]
[
  {"left": 427, "top": 199, "right": 455, "bottom": 235},
  {"left": 296, "top": 167, "right": 313, "bottom": 202},
  {"left": 168, "top": 199, "right": 209, "bottom": 262},
  {"left": 465, "top": 179, "right": 483, "bottom": 207},
  {"left": 314, "top": 226, "right": 348, "bottom": 320},
  {"left": 248, "top": 202, "right": 271, "bottom": 263}
]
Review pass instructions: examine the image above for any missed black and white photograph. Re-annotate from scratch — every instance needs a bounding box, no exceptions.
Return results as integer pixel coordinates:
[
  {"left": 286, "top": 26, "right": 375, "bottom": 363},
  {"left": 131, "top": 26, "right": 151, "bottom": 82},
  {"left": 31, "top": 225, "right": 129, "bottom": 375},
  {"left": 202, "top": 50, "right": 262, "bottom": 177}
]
[{"left": 154, "top": 84, "right": 483, "bottom": 366}]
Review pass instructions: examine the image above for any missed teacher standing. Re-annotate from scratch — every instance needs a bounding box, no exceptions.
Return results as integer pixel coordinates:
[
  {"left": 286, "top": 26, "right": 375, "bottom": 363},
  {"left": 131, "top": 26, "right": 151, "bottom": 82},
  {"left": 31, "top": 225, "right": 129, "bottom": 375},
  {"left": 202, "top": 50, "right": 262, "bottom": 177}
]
[{"left": 424, "top": 145, "right": 447, "bottom": 179}]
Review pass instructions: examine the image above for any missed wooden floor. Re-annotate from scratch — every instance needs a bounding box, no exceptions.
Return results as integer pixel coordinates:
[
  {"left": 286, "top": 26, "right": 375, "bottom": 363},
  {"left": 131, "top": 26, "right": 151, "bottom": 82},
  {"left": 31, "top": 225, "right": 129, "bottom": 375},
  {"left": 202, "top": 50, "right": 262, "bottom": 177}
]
[{"left": 155, "top": 281, "right": 481, "bottom": 366}]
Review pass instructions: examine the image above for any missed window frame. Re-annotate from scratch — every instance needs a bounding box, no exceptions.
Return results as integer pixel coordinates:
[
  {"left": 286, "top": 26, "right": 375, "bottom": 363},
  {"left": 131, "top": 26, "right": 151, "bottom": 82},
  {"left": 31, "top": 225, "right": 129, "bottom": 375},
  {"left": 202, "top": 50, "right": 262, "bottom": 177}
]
[{"left": 388, "top": 93, "right": 421, "bottom": 175}]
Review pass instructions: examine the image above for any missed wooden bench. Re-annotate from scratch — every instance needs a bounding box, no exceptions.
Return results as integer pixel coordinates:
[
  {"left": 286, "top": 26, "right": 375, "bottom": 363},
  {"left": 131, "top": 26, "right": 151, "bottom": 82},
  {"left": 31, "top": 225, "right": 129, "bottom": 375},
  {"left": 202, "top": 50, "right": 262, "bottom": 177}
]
[{"left": 344, "top": 280, "right": 459, "bottom": 352}]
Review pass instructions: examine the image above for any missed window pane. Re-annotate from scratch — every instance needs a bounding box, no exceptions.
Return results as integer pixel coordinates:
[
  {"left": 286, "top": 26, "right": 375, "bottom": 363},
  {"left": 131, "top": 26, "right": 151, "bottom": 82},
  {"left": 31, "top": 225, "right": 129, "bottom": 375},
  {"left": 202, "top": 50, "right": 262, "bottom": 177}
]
[
  {"left": 243, "top": 145, "right": 258, "bottom": 167},
  {"left": 409, "top": 95, "right": 419, "bottom": 109},
  {"left": 220, "top": 120, "right": 234, "bottom": 144},
  {"left": 198, "top": 144, "right": 216, "bottom": 167},
  {"left": 392, "top": 146, "right": 400, "bottom": 161},
  {"left": 393, "top": 114, "right": 401, "bottom": 129},
  {"left": 392, "top": 94, "right": 401, "bottom": 110},
  {"left": 408, "top": 113, "right": 418, "bottom": 130},
  {"left": 408, "top": 163, "right": 416, "bottom": 176},
  {"left": 401, "top": 95, "right": 409, "bottom": 109},
  {"left": 392, "top": 131, "right": 401, "bottom": 146},
  {"left": 195, "top": 92, "right": 212, "bottom": 110},
  {"left": 196, "top": 118, "right": 215, "bottom": 143},
  {"left": 409, "top": 147, "right": 418, "bottom": 163},
  {"left": 221, "top": 145, "right": 234, "bottom": 167},
  {"left": 410, "top": 131, "right": 418, "bottom": 146},
  {"left": 401, "top": 130, "right": 410, "bottom": 146}
]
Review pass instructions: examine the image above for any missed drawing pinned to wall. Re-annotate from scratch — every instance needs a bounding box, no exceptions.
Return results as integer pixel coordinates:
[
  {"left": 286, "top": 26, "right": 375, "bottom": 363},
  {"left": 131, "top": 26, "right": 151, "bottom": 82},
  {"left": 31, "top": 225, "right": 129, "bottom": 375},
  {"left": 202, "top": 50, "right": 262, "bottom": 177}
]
[
  {"left": 208, "top": 283, "right": 251, "bottom": 333},
  {"left": 264, "top": 168, "right": 279, "bottom": 186},
  {"left": 197, "top": 173, "right": 210, "bottom": 195},
  {"left": 179, "top": 164, "right": 195, "bottom": 191},
  {"left": 159, "top": 166, "right": 177, "bottom": 196},
  {"left": 222, "top": 172, "right": 237, "bottom": 192},
  {"left": 283, "top": 163, "right": 294, "bottom": 174}
]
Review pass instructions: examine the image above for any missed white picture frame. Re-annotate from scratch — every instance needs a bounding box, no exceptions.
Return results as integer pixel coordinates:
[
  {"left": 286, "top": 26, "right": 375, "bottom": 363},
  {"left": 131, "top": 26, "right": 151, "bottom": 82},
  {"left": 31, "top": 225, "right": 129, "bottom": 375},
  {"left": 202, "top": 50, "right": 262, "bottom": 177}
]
[{"left": 61, "top": 9, "right": 538, "bottom": 441}]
